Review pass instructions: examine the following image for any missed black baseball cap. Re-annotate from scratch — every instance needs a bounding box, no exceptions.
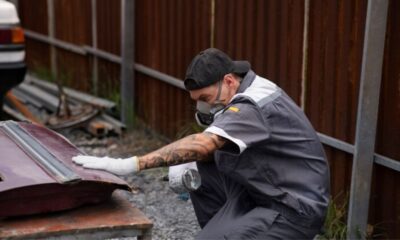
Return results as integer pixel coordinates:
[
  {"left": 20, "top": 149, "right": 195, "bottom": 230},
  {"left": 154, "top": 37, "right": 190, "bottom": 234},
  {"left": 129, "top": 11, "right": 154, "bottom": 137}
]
[{"left": 184, "top": 48, "right": 251, "bottom": 90}]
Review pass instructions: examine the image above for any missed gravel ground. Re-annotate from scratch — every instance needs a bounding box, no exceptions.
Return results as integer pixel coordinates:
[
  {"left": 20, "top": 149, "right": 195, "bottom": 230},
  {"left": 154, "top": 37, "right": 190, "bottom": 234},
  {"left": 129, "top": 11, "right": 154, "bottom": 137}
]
[{"left": 63, "top": 126, "right": 201, "bottom": 240}]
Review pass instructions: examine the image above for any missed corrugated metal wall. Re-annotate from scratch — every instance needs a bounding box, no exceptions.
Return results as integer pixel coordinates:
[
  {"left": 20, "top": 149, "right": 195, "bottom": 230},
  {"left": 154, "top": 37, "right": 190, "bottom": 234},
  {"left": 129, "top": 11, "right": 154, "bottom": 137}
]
[
  {"left": 54, "top": 0, "right": 92, "bottom": 91},
  {"left": 214, "top": 0, "right": 304, "bottom": 104},
  {"left": 16, "top": 0, "right": 400, "bottom": 238},
  {"left": 96, "top": 0, "right": 121, "bottom": 100},
  {"left": 135, "top": 0, "right": 211, "bottom": 137},
  {"left": 372, "top": 0, "right": 400, "bottom": 237},
  {"left": 306, "top": 0, "right": 367, "bottom": 202},
  {"left": 18, "top": 0, "right": 50, "bottom": 71},
  {"left": 306, "top": 0, "right": 400, "bottom": 236}
]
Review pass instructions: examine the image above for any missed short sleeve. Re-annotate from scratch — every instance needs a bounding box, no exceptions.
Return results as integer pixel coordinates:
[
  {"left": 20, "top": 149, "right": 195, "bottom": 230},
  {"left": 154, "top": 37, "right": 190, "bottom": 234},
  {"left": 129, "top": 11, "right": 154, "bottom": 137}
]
[{"left": 204, "top": 102, "right": 270, "bottom": 154}]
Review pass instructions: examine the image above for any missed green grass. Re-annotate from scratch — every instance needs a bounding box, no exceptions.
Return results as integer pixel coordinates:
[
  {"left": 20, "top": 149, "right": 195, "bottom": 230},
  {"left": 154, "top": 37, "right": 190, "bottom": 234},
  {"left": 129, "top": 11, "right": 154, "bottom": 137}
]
[
  {"left": 318, "top": 195, "right": 348, "bottom": 240},
  {"left": 317, "top": 193, "right": 386, "bottom": 240}
]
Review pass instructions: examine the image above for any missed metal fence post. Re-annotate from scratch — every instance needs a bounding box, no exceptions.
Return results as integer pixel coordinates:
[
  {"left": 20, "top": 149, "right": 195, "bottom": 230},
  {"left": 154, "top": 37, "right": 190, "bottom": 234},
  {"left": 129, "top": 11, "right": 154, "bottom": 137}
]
[
  {"left": 347, "top": 0, "right": 389, "bottom": 239},
  {"left": 91, "top": 0, "right": 98, "bottom": 96},
  {"left": 47, "top": 0, "right": 57, "bottom": 78},
  {"left": 120, "top": 0, "right": 135, "bottom": 128}
]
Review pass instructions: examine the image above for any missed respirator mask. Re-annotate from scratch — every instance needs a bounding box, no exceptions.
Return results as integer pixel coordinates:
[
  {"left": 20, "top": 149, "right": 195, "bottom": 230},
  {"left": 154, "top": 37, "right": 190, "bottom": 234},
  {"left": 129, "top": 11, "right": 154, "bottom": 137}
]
[{"left": 195, "top": 80, "right": 225, "bottom": 127}]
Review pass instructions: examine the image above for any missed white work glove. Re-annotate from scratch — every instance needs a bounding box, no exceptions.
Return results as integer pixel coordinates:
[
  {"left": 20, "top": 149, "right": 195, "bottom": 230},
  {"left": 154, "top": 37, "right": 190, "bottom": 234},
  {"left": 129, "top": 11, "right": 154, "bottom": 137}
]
[
  {"left": 169, "top": 162, "right": 200, "bottom": 193},
  {"left": 72, "top": 155, "right": 139, "bottom": 176},
  {"left": 168, "top": 162, "right": 198, "bottom": 180}
]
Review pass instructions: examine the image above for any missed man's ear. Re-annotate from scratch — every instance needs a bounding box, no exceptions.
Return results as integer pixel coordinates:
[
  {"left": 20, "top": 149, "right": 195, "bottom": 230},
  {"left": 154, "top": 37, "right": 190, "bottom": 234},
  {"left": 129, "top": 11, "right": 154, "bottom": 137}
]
[
  {"left": 223, "top": 74, "right": 234, "bottom": 86},
  {"left": 224, "top": 74, "right": 239, "bottom": 88}
]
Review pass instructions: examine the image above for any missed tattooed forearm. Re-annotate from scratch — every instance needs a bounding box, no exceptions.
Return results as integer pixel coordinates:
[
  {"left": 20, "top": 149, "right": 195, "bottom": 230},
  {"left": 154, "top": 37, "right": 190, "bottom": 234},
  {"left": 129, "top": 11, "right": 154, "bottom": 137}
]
[
  {"left": 138, "top": 132, "right": 226, "bottom": 170},
  {"left": 142, "top": 150, "right": 204, "bottom": 170}
]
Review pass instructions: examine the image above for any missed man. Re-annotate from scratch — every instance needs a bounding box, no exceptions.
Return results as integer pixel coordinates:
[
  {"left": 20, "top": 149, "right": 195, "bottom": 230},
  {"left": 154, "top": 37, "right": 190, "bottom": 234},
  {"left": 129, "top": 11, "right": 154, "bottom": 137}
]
[{"left": 73, "top": 48, "right": 330, "bottom": 239}]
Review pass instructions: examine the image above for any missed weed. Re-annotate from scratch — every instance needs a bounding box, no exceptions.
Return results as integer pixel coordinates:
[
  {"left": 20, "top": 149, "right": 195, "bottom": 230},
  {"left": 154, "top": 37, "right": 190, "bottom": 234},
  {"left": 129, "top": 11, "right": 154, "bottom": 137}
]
[
  {"left": 31, "top": 66, "right": 56, "bottom": 82},
  {"left": 317, "top": 193, "right": 387, "bottom": 240},
  {"left": 318, "top": 194, "right": 348, "bottom": 240}
]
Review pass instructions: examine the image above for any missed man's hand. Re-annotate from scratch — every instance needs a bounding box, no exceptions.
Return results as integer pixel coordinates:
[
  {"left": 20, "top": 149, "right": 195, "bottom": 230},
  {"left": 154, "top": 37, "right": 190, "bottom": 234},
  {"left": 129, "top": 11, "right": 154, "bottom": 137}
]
[{"left": 72, "top": 155, "right": 139, "bottom": 176}]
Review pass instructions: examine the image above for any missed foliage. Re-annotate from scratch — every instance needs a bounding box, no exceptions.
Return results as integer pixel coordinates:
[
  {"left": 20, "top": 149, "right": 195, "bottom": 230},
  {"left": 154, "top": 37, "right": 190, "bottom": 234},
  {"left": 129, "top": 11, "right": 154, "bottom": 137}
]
[
  {"left": 31, "top": 66, "right": 56, "bottom": 82},
  {"left": 318, "top": 194, "right": 348, "bottom": 240},
  {"left": 31, "top": 65, "right": 73, "bottom": 87},
  {"left": 317, "top": 193, "right": 387, "bottom": 240}
]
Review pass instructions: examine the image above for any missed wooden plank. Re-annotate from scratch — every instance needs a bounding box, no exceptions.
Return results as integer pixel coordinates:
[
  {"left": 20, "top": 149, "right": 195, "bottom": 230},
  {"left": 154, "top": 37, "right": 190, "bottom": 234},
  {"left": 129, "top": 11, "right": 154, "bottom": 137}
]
[{"left": 0, "top": 191, "right": 152, "bottom": 239}]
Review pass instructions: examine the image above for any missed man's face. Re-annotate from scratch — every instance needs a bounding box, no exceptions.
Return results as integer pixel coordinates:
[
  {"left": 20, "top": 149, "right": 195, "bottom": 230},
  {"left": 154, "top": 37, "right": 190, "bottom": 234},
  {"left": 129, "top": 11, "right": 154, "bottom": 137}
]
[
  {"left": 190, "top": 83, "right": 220, "bottom": 105},
  {"left": 189, "top": 74, "right": 239, "bottom": 106}
]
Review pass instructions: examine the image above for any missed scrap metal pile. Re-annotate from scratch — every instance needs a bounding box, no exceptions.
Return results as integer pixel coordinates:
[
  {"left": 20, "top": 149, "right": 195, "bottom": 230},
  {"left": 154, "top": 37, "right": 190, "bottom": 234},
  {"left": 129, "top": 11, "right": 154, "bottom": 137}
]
[{"left": 2, "top": 75, "right": 125, "bottom": 137}]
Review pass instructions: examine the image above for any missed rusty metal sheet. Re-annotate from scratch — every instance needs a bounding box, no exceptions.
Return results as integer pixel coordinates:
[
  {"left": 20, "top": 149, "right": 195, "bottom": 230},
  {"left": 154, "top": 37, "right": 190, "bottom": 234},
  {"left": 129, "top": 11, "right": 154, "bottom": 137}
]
[{"left": 0, "top": 120, "right": 130, "bottom": 219}]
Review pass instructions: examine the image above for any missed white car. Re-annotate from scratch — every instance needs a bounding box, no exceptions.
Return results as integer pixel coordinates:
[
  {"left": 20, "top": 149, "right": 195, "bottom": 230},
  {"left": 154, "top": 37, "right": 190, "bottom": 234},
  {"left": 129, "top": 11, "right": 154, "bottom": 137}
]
[{"left": 0, "top": 0, "right": 26, "bottom": 118}]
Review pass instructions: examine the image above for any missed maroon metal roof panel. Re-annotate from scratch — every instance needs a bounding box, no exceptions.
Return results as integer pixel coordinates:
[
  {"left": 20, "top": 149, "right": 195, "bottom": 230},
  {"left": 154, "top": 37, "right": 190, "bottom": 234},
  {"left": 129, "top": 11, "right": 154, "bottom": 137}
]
[{"left": 0, "top": 121, "right": 130, "bottom": 219}]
